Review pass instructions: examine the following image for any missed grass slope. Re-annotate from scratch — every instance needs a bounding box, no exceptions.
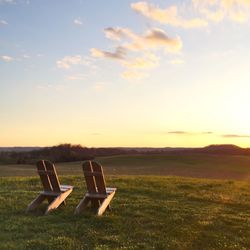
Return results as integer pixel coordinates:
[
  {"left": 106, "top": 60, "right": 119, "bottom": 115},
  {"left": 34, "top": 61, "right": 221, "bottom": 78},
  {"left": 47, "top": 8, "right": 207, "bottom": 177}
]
[
  {"left": 0, "top": 175, "right": 249, "bottom": 249},
  {"left": 1, "top": 154, "right": 250, "bottom": 180}
]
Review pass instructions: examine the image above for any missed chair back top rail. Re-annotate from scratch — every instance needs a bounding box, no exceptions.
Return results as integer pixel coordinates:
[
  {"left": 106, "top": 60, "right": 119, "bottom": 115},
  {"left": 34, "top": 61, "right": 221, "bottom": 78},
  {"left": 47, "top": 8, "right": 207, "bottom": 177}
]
[
  {"left": 82, "top": 161, "right": 107, "bottom": 195},
  {"left": 36, "top": 160, "right": 61, "bottom": 193}
]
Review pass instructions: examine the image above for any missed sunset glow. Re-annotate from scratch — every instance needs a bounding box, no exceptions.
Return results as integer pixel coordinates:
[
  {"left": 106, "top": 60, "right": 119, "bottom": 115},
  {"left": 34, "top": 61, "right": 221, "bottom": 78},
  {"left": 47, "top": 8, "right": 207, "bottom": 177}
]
[{"left": 1, "top": 0, "right": 250, "bottom": 147}]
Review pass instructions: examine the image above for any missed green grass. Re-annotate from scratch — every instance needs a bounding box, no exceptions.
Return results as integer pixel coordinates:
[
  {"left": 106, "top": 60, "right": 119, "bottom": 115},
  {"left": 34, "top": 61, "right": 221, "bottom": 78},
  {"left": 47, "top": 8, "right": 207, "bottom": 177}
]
[
  {"left": 1, "top": 154, "right": 250, "bottom": 180},
  {"left": 1, "top": 155, "right": 250, "bottom": 249},
  {"left": 0, "top": 175, "right": 250, "bottom": 249}
]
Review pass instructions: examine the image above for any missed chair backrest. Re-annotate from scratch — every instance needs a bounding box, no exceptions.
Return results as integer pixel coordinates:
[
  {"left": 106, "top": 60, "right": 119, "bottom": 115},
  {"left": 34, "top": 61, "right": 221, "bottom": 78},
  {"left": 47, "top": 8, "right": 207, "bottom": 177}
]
[
  {"left": 36, "top": 160, "right": 61, "bottom": 193},
  {"left": 82, "top": 161, "right": 107, "bottom": 195}
]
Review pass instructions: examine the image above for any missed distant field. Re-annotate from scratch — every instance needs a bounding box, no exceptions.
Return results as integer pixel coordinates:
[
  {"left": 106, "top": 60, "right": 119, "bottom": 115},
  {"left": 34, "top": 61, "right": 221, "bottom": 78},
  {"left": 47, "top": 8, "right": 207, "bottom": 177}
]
[
  {"left": 0, "top": 175, "right": 249, "bottom": 249},
  {"left": 1, "top": 154, "right": 250, "bottom": 180}
]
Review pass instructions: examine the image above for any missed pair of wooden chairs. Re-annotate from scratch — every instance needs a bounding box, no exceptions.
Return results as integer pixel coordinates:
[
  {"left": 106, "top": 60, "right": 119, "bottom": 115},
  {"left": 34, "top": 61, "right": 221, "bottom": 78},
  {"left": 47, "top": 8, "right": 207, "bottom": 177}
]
[{"left": 26, "top": 160, "right": 116, "bottom": 216}]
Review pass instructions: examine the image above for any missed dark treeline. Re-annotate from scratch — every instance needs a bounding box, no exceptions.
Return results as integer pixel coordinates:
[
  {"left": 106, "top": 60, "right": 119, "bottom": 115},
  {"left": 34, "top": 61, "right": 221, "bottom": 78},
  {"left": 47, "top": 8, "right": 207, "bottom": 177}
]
[
  {"left": 0, "top": 144, "right": 138, "bottom": 164},
  {"left": 1, "top": 144, "right": 250, "bottom": 165}
]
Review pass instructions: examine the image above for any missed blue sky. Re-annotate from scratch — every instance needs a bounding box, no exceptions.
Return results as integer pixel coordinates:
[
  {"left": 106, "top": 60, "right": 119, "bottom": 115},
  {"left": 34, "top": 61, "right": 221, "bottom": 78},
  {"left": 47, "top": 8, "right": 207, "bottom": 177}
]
[{"left": 1, "top": 0, "right": 250, "bottom": 147}]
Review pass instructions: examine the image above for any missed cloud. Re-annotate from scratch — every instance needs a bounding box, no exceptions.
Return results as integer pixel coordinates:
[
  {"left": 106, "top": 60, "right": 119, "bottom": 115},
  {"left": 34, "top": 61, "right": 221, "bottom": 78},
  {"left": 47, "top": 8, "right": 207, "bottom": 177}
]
[
  {"left": 0, "top": 0, "right": 15, "bottom": 4},
  {"left": 91, "top": 46, "right": 127, "bottom": 60},
  {"left": 202, "top": 131, "right": 213, "bottom": 134},
  {"left": 0, "top": 0, "right": 30, "bottom": 4},
  {"left": 132, "top": 28, "right": 182, "bottom": 53},
  {"left": 73, "top": 18, "right": 83, "bottom": 26},
  {"left": 131, "top": 1, "right": 208, "bottom": 28},
  {"left": 122, "top": 53, "right": 159, "bottom": 69},
  {"left": 56, "top": 55, "right": 92, "bottom": 69},
  {"left": 104, "top": 27, "right": 182, "bottom": 53},
  {"left": 193, "top": 0, "right": 250, "bottom": 23},
  {"left": 104, "top": 27, "right": 136, "bottom": 41},
  {"left": 221, "top": 134, "right": 250, "bottom": 138},
  {"left": 168, "top": 131, "right": 214, "bottom": 135},
  {"left": 92, "top": 27, "right": 182, "bottom": 80},
  {"left": 0, "top": 20, "right": 8, "bottom": 25},
  {"left": 168, "top": 131, "right": 191, "bottom": 135},
  {"left": 1, "top": 55, "right": 14, "bottom": 62}
]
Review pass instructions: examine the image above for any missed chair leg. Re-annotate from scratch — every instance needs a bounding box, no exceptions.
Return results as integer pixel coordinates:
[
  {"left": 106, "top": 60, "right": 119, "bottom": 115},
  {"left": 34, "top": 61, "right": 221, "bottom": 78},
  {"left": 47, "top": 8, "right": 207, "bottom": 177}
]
[
  {"left": 45, "top": 189, "right": 72, "bottom": 215},
  {"left": 47, "top": 196, "right": 55, "bottom": 203},
  {"left": 26, "top": 194, "right": 46, "bottom": 212},
  {"left": 97, "top": 191, "right": 116, "bottom": 216},
  {"left": 91, "top": 199, "right": 100, "bottom": 209},
  {"left": 75, "top": 196, "right": 90, "bottom": 214}
]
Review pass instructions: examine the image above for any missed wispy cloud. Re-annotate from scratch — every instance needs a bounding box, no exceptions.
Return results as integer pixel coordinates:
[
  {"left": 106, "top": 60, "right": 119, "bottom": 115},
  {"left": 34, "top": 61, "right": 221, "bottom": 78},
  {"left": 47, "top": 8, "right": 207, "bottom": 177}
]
[
  {"left": 0, "top": 0, "right": 15, "bottom": 4},
  {"left": 0, "top": 0, "right": 30, "bottom": 4},
  {"left": 168, "top": 131, "right": 191, "bottom": 135},
  {"left": 202, "top": 131, "right": 213, "bottom": 134},
  {"left": 193, "top": 0, "right": 250, "bottom": 23},
  {"left": 131, "top": 1, "right": 208, "bottom": 28},
  {"left": 168, "top": 131, "right": 214, "bottom": 135},
  {"left": 56, "top": 55, "right": 92, "bottom": 69},
  {"left": 167, "top": 131, "right": 250, "bottom": 138},
  {"left": 122, "top": 53, "right": 159, "bottom": 70},
  {"left": 57, "top": 55, "right": 82, "bottom": 69},
  {"left": 91, "top": 46, "right": 127, "bottom": 60},
  {"left": 73, "top": 18, "right": 83, "bottom": 26},
  {"left": 92, "top": 27, "right": 182, "bottom": 80},
  {"left": 0, "top": 19, "right": 8, "bottom": 25},
  {"left": 221, "top": 134, "right": 250, "bottom": 138},
  {"left": 104, "top": 27, "right": 182, "bottom": 53},
  {"left": 1, "top": 55, "right": 14, "bottom": 62}
]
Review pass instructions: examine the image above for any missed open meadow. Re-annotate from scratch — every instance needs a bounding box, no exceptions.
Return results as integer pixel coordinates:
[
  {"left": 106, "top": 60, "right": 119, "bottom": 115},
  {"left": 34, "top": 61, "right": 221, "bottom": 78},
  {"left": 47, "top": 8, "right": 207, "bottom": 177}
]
[
  {"left": 0, "top": 154, "right": 250, "bottom": 249},
  {"left": 1, "top": 153, "right": 250, "bottom": 180}
]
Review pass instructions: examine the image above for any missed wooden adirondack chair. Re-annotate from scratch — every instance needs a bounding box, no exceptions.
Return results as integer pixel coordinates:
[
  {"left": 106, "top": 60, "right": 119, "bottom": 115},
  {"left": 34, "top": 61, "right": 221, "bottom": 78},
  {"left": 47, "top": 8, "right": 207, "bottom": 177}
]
[
  {"left": 26, "top": 160, "right": 73, "bottom": 215},
  {"left": 75, "top": 161, "right": 116, "bottom": 216}
]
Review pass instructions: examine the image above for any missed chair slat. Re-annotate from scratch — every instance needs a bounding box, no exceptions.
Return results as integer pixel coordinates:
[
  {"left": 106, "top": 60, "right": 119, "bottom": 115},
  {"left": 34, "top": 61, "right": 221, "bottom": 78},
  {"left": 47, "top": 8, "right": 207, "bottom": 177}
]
[
  {"left": 91, "top": 161, "right": 107, "bottom": 194},
  {"left": 44, "top": 160, "right": 61, "bottom": 193},
  {"left": 82, "top": 161, "right": 97, "bottom": 194},
  {"left": 37, "top": 160, "right": 52, "bottom": 192},
  {"left": 84, "top": 171, "right": 103, "bottom": 177}
]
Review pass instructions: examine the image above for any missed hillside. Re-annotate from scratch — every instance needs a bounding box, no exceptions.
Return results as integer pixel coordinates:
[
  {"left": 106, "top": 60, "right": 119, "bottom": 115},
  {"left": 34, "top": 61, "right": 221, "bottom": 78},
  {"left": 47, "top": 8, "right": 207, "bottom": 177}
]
[
  {"left": 2, "top": 144, "right": 250, "bottom": 166},
  {"left": 1, "top": 154, "right": 250, "bottom": 181}
]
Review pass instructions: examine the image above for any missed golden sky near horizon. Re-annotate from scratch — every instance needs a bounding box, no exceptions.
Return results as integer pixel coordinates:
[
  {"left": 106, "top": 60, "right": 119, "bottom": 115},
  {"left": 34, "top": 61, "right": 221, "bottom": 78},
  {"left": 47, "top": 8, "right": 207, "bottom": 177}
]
[{"left": 1, "top": 0, "right": 250, "bottom": 147}]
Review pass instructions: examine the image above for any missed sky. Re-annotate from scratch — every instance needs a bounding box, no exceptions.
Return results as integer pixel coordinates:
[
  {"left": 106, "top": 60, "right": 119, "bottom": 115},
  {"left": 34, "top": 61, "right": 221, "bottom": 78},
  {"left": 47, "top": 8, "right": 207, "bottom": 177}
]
[{"left": 1, "top": 0, "right": 250, "bottom": 147}]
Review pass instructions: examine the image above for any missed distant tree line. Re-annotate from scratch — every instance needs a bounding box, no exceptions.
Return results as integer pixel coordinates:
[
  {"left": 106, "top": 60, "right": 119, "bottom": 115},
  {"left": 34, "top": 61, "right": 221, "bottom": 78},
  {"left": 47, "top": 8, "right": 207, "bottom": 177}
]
[
  {"left": 0, "top": 144, "right": 137, "bottom": 164},
  {"left": 1, "top": 143, "right": 250, "bottom": 165}
]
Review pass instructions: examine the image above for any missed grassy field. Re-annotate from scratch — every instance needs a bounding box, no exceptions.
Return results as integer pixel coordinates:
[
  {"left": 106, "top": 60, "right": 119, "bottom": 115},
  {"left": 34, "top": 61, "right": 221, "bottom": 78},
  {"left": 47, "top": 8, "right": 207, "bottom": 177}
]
[
  {"left": 1, "top": 154, "right": 250, "bottom": 249},
  {"left": 0, "top": 175, "right": 250, "bottom": 249},
  {"left": 1, "top": 154, "right": 250, "bottom": 180}
]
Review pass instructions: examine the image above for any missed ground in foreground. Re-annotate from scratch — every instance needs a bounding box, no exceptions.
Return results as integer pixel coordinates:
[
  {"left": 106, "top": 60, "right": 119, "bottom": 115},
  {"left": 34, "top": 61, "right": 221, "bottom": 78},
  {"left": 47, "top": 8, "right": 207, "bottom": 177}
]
[{"left": 0, "top": 175, "right": 249, "bottom": 249}]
